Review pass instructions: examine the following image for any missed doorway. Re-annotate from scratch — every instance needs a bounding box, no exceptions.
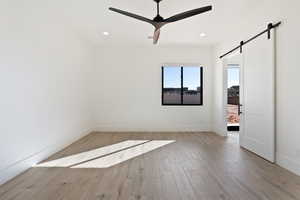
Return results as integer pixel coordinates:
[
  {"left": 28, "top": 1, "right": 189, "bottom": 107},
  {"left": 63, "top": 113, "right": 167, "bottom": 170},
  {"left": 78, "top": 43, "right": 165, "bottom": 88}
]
[
  {"left": 222, "top": 30, "right": 275, "bottom": 162},
  {"left": 226, "top": 65, "right": 240, "bottom": 132}
]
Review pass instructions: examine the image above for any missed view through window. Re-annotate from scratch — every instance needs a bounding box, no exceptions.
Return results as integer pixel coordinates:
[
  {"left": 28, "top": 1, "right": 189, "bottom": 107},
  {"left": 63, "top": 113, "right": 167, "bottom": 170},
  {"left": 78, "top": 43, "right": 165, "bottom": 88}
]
[{"left": 162, "top": 66, "right": 203, "bottom": 105}]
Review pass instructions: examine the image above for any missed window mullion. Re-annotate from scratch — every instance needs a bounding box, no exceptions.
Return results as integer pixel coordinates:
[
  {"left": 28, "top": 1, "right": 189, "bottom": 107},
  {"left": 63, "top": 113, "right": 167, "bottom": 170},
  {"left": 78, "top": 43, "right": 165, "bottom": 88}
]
[{"left": 181, "top": 67, "right": 183, "bottom": 105}]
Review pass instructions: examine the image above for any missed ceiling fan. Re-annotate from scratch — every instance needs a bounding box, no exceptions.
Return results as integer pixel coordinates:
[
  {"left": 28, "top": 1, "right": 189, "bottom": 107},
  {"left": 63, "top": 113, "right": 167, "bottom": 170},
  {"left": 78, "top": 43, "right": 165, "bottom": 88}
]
[{"left": 109, "top": 0, "right": 212, "bottom": 44}]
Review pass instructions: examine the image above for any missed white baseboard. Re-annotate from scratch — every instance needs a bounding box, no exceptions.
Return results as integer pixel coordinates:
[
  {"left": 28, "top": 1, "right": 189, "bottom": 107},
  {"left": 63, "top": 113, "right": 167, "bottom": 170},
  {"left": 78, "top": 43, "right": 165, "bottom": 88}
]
[
  {"left": 276, "top": 153, "right": 300, "bottom": 176},
  {"left": 93, "top": 123, "right": 212, "bottom": 132},
  {"left": 213, "top": 128, "right": 227, "bottom": 137},
  {"left": 0, "top": 128, "right": 93, "bottom": 185},
  {"left": 212, "top": 123, "right": 227, "bottom": 137}
]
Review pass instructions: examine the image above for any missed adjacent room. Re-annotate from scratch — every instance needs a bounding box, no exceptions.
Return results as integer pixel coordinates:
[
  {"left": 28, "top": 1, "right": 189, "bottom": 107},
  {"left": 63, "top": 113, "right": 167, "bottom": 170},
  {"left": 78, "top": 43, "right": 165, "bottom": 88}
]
[{"left": 1, "top": 0, "right": 300, "bottom": 199}]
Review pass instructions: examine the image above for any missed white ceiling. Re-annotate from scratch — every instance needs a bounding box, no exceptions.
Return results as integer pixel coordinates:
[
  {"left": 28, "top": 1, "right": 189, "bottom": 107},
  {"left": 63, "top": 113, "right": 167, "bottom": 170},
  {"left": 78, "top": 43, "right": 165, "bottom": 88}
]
[{"left": 58, "top": 0, "right": 265, "bottom": 46}]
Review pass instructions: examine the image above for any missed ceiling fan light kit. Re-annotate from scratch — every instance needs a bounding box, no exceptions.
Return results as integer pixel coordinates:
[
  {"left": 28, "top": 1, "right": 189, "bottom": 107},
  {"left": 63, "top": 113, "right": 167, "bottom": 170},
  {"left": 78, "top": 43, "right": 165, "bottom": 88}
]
[{"left": 109, "top": 0, "right": 212, "bottom": 44}]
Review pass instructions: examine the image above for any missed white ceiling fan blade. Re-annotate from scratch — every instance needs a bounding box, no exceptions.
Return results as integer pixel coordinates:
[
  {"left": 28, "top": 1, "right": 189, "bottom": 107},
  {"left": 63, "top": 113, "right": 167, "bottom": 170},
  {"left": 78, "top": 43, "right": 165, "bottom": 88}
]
[{"left": 153, "top": 28, "right": 160, "bottom": 44}]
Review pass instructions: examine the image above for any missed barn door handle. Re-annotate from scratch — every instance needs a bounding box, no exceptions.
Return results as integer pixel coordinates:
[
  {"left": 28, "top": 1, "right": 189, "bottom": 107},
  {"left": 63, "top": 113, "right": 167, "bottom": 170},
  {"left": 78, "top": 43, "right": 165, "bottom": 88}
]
[{"left": 238, "top": 104, "right": 243, "bottom": 115}]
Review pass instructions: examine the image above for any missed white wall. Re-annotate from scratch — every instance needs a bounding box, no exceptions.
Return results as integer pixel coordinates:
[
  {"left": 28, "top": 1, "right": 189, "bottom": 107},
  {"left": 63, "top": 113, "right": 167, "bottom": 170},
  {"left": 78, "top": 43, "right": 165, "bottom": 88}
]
[
  {"left": 213, "top": 0, "right": 300, "bottom": 175},
  {"left": 0, "top": 1, "right": 95, "bottom": 184},
  {"left": 93, "top": 46, "right": 214, "bottom": 132}
]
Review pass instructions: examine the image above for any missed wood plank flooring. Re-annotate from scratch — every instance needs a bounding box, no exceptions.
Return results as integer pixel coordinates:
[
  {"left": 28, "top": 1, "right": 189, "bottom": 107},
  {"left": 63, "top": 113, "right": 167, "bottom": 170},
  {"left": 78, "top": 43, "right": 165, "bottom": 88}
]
[{"left": 1, "top": 132, "right": 300, "bottom": 200}]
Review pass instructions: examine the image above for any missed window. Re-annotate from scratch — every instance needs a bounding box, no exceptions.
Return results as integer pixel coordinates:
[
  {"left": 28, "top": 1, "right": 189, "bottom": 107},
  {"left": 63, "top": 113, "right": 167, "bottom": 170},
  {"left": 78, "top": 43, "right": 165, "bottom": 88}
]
[{"left": 162, "top": 66, "right": 203, "bottom": 106}]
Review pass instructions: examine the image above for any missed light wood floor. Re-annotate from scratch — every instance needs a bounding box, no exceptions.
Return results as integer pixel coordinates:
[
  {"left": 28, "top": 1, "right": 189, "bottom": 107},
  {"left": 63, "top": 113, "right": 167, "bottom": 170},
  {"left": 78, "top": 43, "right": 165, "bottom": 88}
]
[{"left": 1, "top": 132, "right": 300, "bottom": 200}]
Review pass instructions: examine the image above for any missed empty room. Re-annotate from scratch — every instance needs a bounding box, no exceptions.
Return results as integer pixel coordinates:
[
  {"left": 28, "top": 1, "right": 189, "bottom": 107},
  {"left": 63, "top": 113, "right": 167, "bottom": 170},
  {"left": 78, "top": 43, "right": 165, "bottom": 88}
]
[{"left": 1, "top": 0, "right": 300, "bottom": 199}]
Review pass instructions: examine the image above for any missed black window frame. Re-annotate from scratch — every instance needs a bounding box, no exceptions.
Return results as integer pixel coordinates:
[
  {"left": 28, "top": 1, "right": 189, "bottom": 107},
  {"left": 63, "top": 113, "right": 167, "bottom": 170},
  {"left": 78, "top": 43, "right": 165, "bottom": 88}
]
[{"left": 161, "top": 66, "right": 203, "bottom": 106}]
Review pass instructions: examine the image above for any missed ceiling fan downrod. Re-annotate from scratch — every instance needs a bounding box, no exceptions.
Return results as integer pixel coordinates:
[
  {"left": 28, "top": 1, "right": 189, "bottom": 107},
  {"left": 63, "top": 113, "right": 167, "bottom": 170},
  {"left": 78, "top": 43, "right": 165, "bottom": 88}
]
[{"left": 154, "top": 0, "right": 164, "bottom": 22}]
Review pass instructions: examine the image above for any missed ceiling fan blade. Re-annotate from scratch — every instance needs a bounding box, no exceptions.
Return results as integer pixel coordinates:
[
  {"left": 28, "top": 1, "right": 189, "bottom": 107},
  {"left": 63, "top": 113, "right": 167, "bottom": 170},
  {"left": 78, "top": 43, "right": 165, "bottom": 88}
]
[
  {"left": 164, "top": 6, "right": 212, "bottom": 23},
  {"left": 109, "top": 7, "right": 156, "bottom": 26},
  {"left": 153, "top": 28, "right": 160, "bottom": 45}
]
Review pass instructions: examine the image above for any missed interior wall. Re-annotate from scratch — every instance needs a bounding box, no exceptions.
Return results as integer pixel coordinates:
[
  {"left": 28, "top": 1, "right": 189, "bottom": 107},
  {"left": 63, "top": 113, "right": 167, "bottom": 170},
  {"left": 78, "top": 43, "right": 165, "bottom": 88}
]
[
  {"left": 0, "top": 1, "right": 96, "bottom": 184},
  {"left": 93, "top": 46, "right": 213, "bottom": 132},
  {"left": 212, "top": 0, "right": 300, "bottom": 175}
]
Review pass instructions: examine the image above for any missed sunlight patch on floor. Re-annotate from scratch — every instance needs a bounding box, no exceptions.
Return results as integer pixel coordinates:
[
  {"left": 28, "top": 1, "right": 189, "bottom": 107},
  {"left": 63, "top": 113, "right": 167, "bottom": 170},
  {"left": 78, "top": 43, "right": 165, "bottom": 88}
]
[
  {"left": 72, "top": 140, "right": 175, "bottom": 168},
  {"left": 34, "top": 140, "right": 175, "bottom": 168},
  {"left": 35, "top": 140, "right": 149, "bottom": 167}
]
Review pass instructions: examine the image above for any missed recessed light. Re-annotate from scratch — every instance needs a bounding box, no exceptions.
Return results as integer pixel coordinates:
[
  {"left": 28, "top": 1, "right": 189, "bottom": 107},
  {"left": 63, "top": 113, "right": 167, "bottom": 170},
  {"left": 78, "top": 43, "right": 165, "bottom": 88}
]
[
  {"left": 200, "top": 33, "right": 206, "bottom": 37},
  {"left": 103, "top": 32, "right": 110, "bottom": 36}
]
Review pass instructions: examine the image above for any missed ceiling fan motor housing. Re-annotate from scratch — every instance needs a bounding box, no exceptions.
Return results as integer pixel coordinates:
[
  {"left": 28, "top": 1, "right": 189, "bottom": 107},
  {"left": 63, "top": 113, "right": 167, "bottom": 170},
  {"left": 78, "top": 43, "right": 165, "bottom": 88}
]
[{"left": 153, "top": 15, "right": 164, "bottom": 22}]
